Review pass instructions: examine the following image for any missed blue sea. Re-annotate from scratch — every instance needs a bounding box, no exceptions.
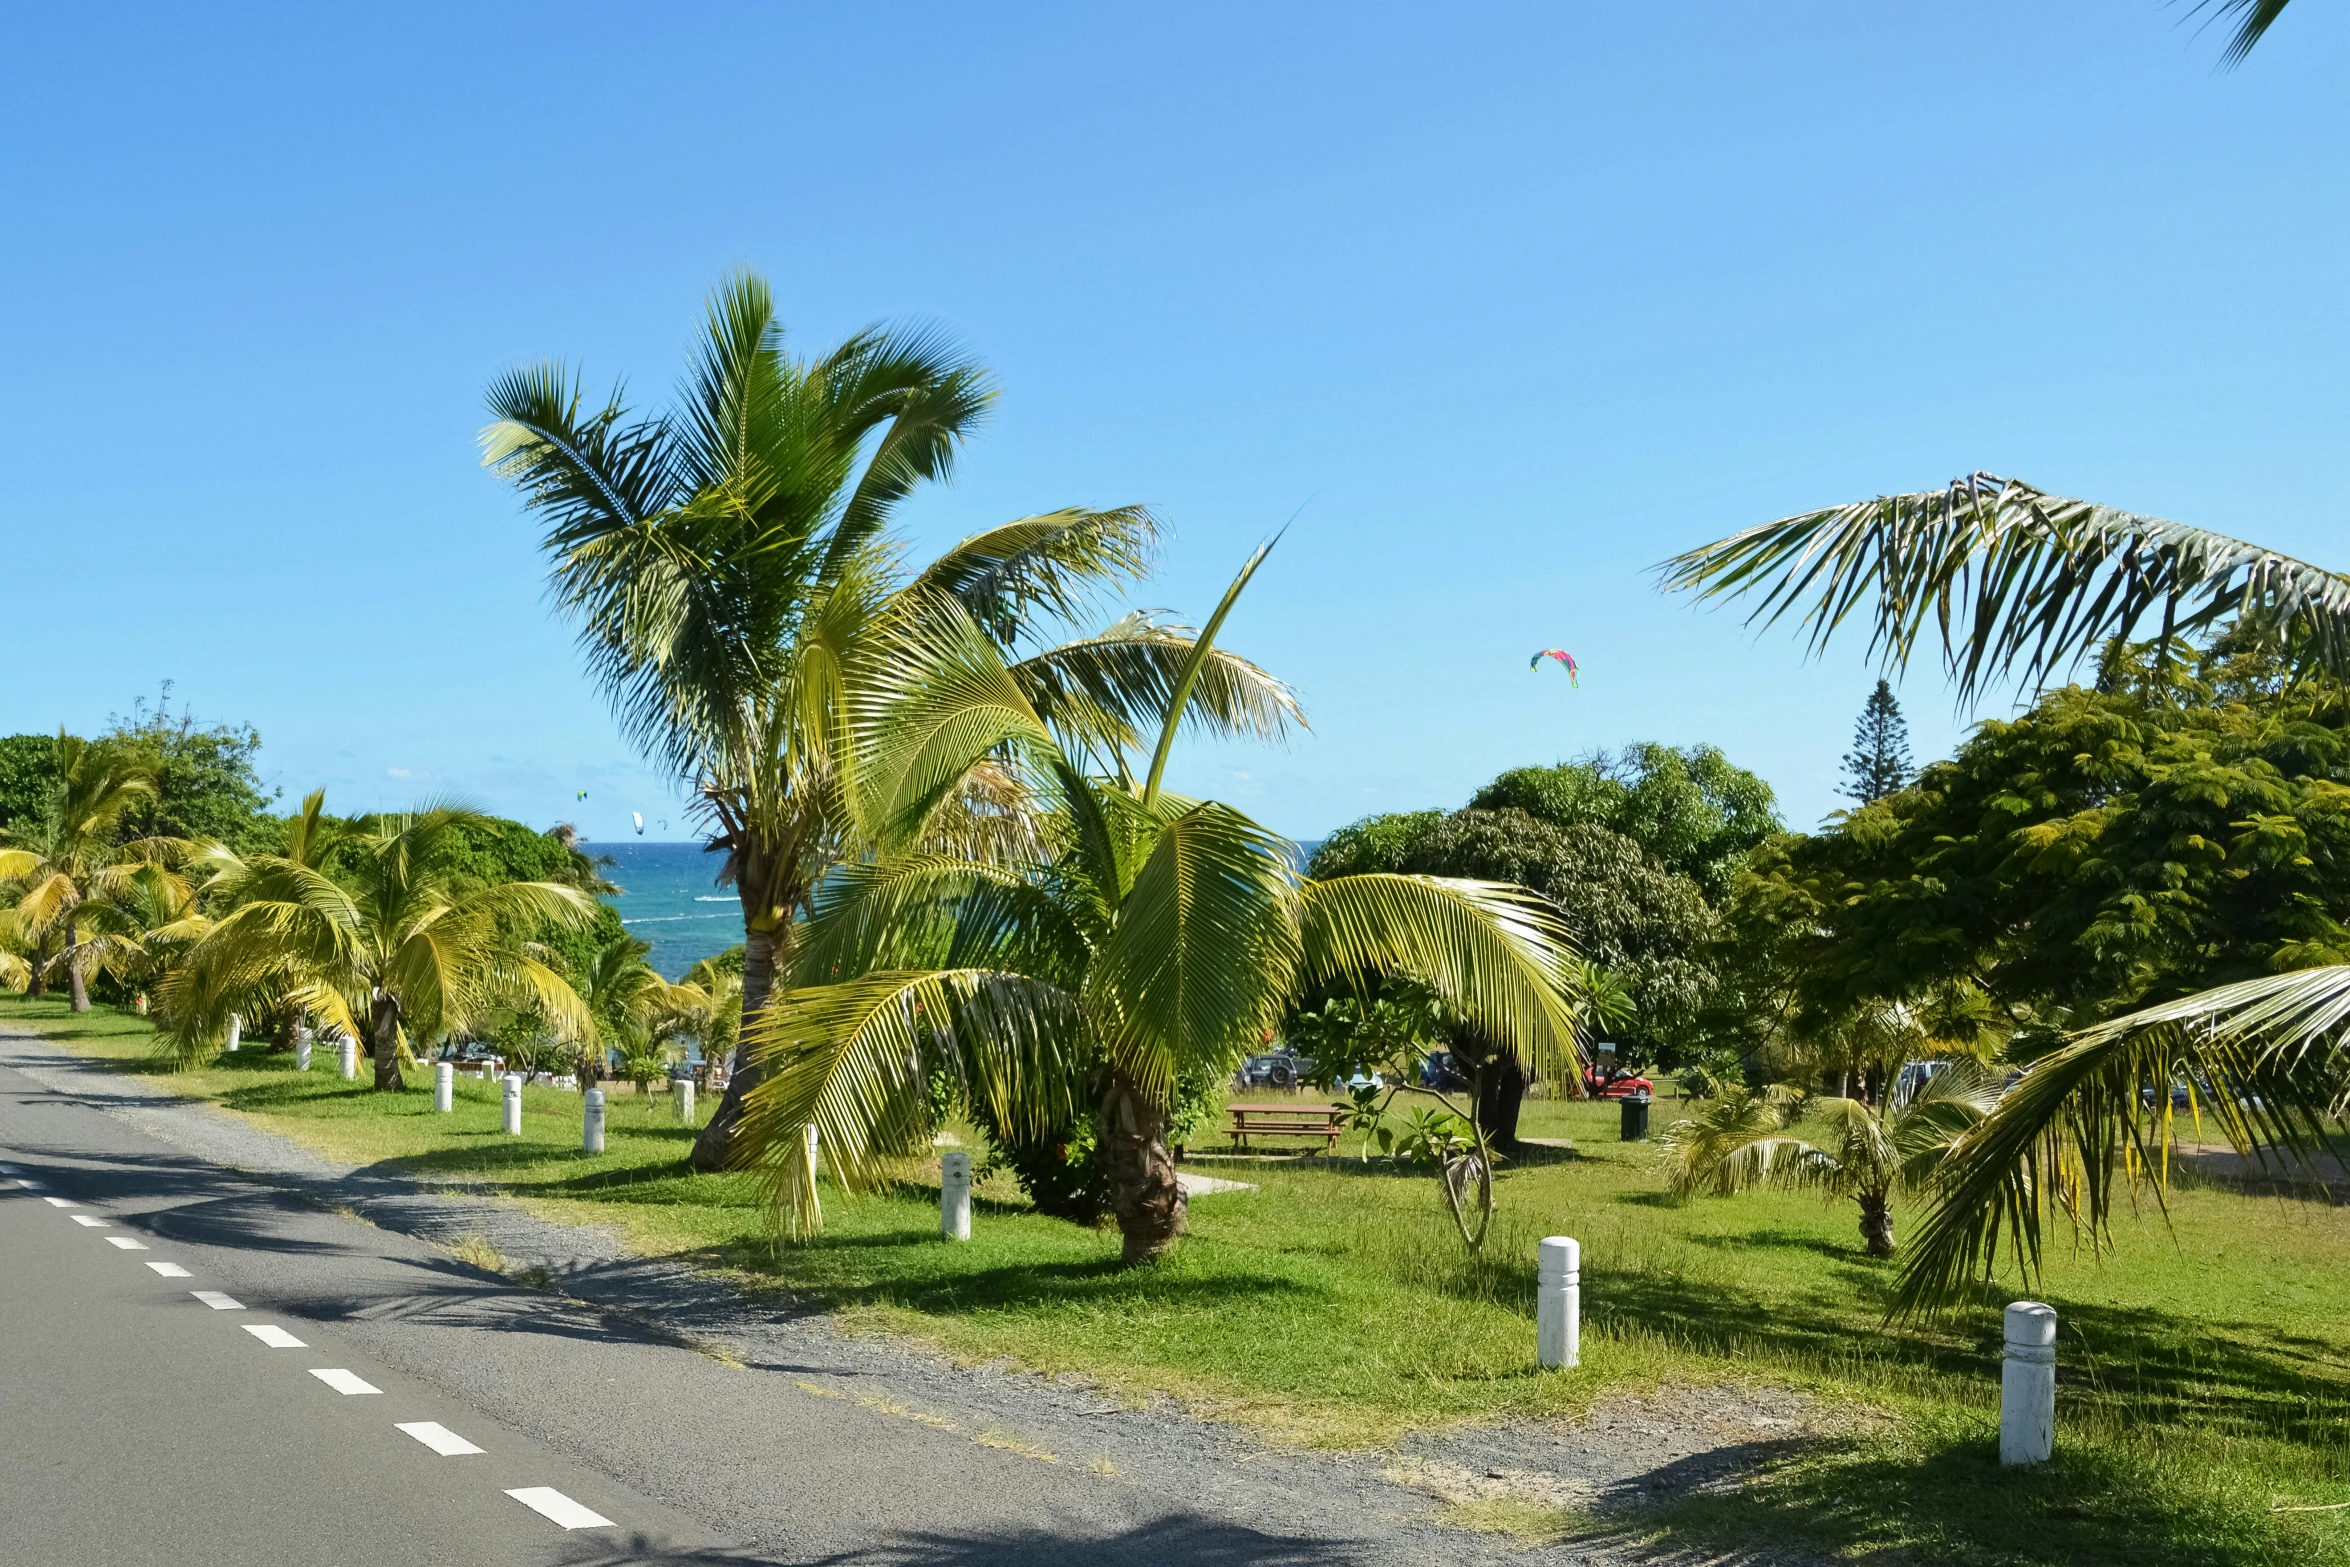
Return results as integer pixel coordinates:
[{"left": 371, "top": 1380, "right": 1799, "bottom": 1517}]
[{"left": 595, "top": 841, "right": 740, "bottom": 979}]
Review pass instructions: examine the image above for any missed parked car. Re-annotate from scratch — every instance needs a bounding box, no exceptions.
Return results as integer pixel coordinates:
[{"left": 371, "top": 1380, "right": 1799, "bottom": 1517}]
[
  {"left": 1419, "top": 1050, "right": 1471, "bottom": 1091},
  {"left": 1583, "top": 1065, "right": 1654, "bottom": 1100},
  {"left": 1236, "top": 1051, "right": 1316, "bottom": 1090}
]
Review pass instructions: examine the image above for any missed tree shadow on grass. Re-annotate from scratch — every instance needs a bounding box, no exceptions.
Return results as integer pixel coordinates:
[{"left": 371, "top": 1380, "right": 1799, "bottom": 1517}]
[{"left": 1596, "top": 1429, "right": 2315, "bottom": 1567}]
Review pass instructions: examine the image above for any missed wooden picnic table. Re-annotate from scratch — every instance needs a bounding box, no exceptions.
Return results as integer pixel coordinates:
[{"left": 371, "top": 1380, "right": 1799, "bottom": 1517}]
[{"left": 1226, "top": 1102, "right": 1346, "bottom": 1153}]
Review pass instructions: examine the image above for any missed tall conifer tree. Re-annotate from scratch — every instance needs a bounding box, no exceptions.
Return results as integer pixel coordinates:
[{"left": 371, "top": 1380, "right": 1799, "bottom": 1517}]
[{"left": 1840, "top": 680, "right": 1912, "bottom": 803}]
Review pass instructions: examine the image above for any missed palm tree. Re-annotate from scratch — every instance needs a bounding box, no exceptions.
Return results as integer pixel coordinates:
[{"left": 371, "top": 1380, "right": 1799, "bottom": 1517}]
[
  {"left": 485, "top": 269, "right": 1289, "bottom": 1171},
  {"left": 1662, "top": 472, "right": 2350, "bottom": 1301},
  {"left": 1663, "top": 1068, "right": 1999, "bottom": 1257},
  {"left": 2189, "top": 0, "right": 2295, "bottom": 66},
  {"left": 738, "top": 551, "right": 1588, "bottom": 1263},
  {"left": 0, "top": 734, "right": 162, "bottom": 1011},
  {"left": 163, "top": 803, "right": 597, "bottom": 1087}
]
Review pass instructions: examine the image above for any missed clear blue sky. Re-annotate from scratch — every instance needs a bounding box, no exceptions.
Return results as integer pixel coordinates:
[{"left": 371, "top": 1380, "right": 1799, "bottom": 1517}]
[{"left": 6, "top": 3, "right": 2346, "bottom": 844}]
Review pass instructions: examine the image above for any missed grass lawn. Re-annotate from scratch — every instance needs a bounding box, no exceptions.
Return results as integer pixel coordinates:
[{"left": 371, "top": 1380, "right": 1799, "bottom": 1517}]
[{"left": 11, "top": 993, "right": 2350, "bottom": 1566}]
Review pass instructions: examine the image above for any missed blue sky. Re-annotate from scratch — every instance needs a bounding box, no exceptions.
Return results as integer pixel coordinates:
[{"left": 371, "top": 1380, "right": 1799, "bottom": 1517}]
[{"left": 5, "top": 3, "right": 2346, "bottom": 844}]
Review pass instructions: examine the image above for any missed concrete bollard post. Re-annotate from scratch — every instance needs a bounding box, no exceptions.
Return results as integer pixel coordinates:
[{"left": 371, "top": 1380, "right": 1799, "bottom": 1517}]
[
  {"left": 502, "top": 1074, "right": 523, "bottom": 1135},
  {"left": 295, "top": 1028, "right": 313, "bottom": 1072},
  {"left": 223, "top": 1014, "right": 242, "bottom": 1053},
  {"left": 583, "top": 1089, "right": 605, "bottom": 1154},
  {"left": 940, "top": 1151, "right": 972, "bottom": 1241},
  {"left": 434, "top": 1060, "right": 454, "bottom": 1113},
  {"left": 338, "top": 1035, "right": 357, "bottom": 1081},
  {"left": 1538, "top": 1236, "right": 1581, "bottom": 1369},
  {"left": 672, "top": 1078, "right": 695, "bottom": 1124},
  {"left": 2001, "top": 1301, "right": 2057, "bottom": 1465},
  {"left": 805, "top": 1124, "right": 820, "bottom": 1176}
]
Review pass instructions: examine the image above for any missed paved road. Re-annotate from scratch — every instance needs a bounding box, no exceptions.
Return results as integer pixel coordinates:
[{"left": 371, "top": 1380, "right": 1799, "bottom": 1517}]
[{"left": 0, "top": 1043, "right": 1387, "bottom": 1567}]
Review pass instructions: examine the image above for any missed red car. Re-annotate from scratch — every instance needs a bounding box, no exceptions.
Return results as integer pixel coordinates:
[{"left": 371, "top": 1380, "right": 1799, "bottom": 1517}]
[{"left": 1584, "top": 1068, "right": 1654, "bottom": 1100}]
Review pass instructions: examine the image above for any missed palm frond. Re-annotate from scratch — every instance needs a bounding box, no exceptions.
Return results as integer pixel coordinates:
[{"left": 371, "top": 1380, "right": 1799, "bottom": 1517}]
[
  {"left": 1016, "top": 610, "right": 1305, "bottom": 764},
  {"left": 738, "top": 968, "right": 1085, "bottom": 1236},
  {"left": 1141, "top": 537, "right": 1280, "bottom": 807},
  {"left": 1301, "top": 873, "right": 1584, "bottom": 1086},
  {"left": 1659, "top": 473, "right": 2350, "bottom": 701},
  {"left": 1088, "top": 802, "right": 1302, "bottom": 1095},
  {"left": 1893, "top": 965, "right": 2349, "bottom": 1316},
  {"left": 914, "top": 507, "right": 1161, "bottom": 642},
  {"left": 2184, "top": 0, "right": 2294, "bottom": 66}
]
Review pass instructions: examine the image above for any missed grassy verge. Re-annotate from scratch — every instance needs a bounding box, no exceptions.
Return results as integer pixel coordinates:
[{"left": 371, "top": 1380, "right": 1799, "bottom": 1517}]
[{"left": 11, "top": 993, "right": 2350, "bottom": 1565}]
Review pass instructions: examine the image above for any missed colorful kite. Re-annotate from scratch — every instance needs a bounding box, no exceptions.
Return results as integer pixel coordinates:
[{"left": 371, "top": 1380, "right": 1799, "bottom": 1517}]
[
  {"left": 1529, "top": 649, "right": 1580, "bottom": 686},
  {"left": 575, "top": 790, "right": 589, "bottom": 802}
]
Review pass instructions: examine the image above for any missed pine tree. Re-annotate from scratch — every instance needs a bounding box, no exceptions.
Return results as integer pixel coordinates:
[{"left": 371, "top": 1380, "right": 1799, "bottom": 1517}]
[{"left": 1840, "top": 680, "right": 1912, "bottom": 803}]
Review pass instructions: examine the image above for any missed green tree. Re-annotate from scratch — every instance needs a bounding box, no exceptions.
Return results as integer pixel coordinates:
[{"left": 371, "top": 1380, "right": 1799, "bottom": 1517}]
[
  {"left": 105, "top": 687, "right": 277, "bottom": 849},
  {"left": 741, "top": 557, "right": 1586, "bottom": 1263},
  {"left": 165, "top": 804, "right": 597, "bottom": 1087},
  {"left": 0, "top": 734, "right": 60, "bottom": 837},
  {"left": 1665, "top": 473, "right": 2350, "bottom": 1305},
  {"left": 1839, "top": 679, "right": 1912, "bottom": 804},
  {"left": 1469, "top": 743, "right": 1779, "bottom": 903},
  {"left": 0, "top": 735, "right": 163, "bottom": 1010},
  {"left": 1662, "top": 1066, "right": 1999, "bottom": 1256},
  {"left": 486, "top": 270, "right": 1288, "bottom": 1173}
]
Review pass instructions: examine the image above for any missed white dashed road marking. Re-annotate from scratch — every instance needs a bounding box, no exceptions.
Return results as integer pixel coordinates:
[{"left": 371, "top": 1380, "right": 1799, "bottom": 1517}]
[
  {"left": 504, "top": 1487, "right": 612, "bottom": 1529},
  {"left": 145, "top": 1262, "right": 192, "bottom": 1278},
  {"left": 243, "top": 1324, "right": 306, "bottom": 1348},
  {"left": 309, "top": 1369, "right": 380, "bottom": 1395},
  {"left": 70, "top": 1215, "right": 108, "bottom": 1228},
  {"left": 396, "top": 1422, "right": 484, "bottom": 1456},
  {"left": 16, "top": 1179, "right": 46, "bottom": 1190},
  {"left": 41, "top": 1196, "right": 75, "bottom": 1208},
  {"left": 190, "top": 1291, "right": 242, "bottom": 1310},
  {"left": 0, "top": 1162, "right": 17, "bottom": 1173},
  {"left": 105, "top": 1236, "right": 147, "bottom": 1250}
]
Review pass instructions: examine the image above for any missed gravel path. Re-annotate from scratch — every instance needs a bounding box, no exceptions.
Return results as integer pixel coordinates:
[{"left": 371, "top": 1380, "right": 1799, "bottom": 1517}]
[{"left": 0, "top": 1025, "right": 1816, "bottom": 1565}]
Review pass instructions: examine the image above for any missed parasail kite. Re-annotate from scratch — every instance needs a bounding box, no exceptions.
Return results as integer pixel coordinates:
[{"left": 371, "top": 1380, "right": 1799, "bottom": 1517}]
[
  {"left": 1529, "top": 649, "right": 1579, "bottom": 686},
  {"left": 575, "top": 790, "right": 588, "bottom": 802}
]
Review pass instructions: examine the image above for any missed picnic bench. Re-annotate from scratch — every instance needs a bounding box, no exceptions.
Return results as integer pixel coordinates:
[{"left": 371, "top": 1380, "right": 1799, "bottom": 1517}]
[{"left": 1226, "top": 1103, "right": 1346, "bottom": 1154}]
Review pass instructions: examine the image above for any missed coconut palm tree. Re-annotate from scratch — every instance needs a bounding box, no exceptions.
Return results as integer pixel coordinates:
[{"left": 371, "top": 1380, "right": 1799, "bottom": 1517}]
[
  {"left": 738, "top": 551, "right": 1588, "bottom": 1263},
  {"left": 485, "top": 269, "right": 1293, "bottom": 1170},
  {"left": 163, "top": 803, "right": 597, "bottom": 1087},
  {"left": 1663, "top": 1067, "right": 1999, "bottom": 1257},
  {"left": 0, "top": 734, "right": 162, "bottom": 1011},
  {"left": 1663, "top": 472, "right": 2350, "bottom": 1301}
]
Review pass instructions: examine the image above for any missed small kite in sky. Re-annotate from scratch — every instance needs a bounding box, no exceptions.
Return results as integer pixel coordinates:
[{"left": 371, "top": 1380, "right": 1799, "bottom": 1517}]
[
  {"left": 1530, "top": 649, "right": 1580, "bottom": 686},
  {"left": 575, "top": 790, "right": 589, "bottom": 802},
  {"left": 632, "top": 811, "right": 645, "bottom": 835}
]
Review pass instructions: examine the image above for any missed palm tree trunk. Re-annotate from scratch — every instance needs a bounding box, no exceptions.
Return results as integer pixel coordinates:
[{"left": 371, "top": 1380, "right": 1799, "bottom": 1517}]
[
  {"left": 369, "top": 992, "right": 404, "bottom": 1092},
  {"left": 690, "top": 920, "right": 783, "bottom": 1172},
  {"left": 27, "top": 928, "right": 47, "bottom": 1000},
  {"left": 1858, "top": 1191, "right": 1895, "bottom": 1257},
  {"left": 1100, "top": 1069, "right": 1185, "bottom": 1265},
  {"left": 65, "top": 913, "right": 87, "bottom": 1013}
]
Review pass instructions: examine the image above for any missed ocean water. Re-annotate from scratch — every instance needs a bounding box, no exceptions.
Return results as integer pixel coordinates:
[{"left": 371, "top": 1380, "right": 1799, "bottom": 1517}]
[{"left": 595, "top": 841, "right": 740, "bottom": 979}]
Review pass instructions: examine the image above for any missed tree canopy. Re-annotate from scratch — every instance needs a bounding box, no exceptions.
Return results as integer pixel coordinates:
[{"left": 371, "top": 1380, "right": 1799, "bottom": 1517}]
[{"left": 1468, "top": 743, "right": 1778, "bottom": 903}]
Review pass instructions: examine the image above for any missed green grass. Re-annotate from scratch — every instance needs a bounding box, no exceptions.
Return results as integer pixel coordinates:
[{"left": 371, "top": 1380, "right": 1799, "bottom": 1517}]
[{"left": 12, "top": 994, "right": 2350, "bottom": 1566}]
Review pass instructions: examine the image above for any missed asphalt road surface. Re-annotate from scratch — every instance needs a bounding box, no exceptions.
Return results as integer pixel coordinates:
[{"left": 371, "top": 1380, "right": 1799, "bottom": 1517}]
[{"left": 0, "top": 1046, "right": 1375, "bottom": 1567}]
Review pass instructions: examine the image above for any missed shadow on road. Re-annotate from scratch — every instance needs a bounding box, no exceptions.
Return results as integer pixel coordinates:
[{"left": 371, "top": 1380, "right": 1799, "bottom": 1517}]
[{"left": 548, "top": 1515, "right": 1364, "bottom": 1567}]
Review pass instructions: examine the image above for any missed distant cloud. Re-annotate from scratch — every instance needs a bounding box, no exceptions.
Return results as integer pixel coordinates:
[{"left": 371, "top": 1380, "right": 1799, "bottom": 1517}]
[{"left": 386, "top": 766, "right": 413, "bottom": 779}]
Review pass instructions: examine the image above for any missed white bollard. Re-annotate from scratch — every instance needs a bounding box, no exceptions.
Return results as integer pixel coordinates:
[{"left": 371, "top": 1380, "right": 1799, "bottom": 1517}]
[
  {"left": 295, "top": 1028, "right": 313, "bottom": 1072},
  {"left": 434, "top": 1061, "right": 454, "bottom": 1113},
  {"left": 940, "top": 1151, "right": 972, "bottom": 1242},
  {"left": 2001, "top": 1301, "right": 2057, "bottom": 1465},
  {"left": 805, "top": 1123, "right": 820, "bottom": 1176},
  {"left": 672, "top": 1078, "right": 695, "bottom": 1123},
  {"left": 1538, "top": 1236, "right": 1581, "bottom": 1369},
  {"left": 583, "top": 1089, "right": 605, "bottom": 1154},
  {"left": 223, "top": 1014, "right": 242, "bottom": 1053},
  {"left": 338, "top": 1035, "right": 357, "bottom": 1081},
  {"left": 502, "top": 1073, "right": 523, "bottom": 1135}
]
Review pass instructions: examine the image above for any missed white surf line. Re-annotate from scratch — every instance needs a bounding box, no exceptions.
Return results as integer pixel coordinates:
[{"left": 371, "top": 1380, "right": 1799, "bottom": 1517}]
[
  {"left": 145, "top": 1262, "right": 192, "bottom": 1278},
  {"left": 70, "top": 1215, "right": 108, "bottom": 1228},
  {"left": 503, "top": 1488, "right": 613, "bottom": 1529},
  {"left": 308, "top": 1369, "right": 380, "bottom": 1396},
  {"left": 104, "top": 1236, "right": 148, "bottom": 1250},
  {"left": 394, "top": 1422, "right": 484, "bottom": 1456},
  {"left": 242, "top": 1324, "right": 306, "bottom": 1349},
  {"left": 190, "top": 1290, "right": 242, "bottom": 1310},
  {"left": 41, "top": 1196, "right": 76, "bottom": 1208}
]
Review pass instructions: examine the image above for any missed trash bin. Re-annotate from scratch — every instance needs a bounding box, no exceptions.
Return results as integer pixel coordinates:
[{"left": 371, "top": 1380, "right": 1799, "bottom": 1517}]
[{"left": 1619, "top": 1091, "right": 1652, "bottom": 1142}]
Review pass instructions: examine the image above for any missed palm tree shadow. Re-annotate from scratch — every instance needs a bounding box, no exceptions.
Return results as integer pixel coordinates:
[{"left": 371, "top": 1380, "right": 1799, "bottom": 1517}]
[{"left": 543, "top": 1515, "right": 1366, "bottom": 1567}]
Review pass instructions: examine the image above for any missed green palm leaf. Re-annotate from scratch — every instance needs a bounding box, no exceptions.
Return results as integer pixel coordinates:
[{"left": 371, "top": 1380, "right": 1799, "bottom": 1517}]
[
  {"left": 1300, "top": 873, "right": 1584, "bottom": 1085},
  {"left": 1660, "top": 472, "right": 2350, "bottom": 701}
]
